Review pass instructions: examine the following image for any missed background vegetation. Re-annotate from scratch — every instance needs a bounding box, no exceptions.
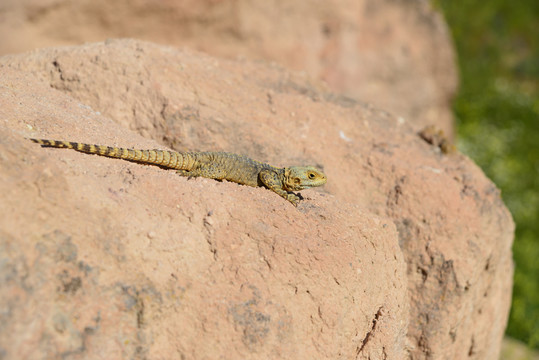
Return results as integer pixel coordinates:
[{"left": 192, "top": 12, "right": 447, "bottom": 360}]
[{"left": 435, "top": 0, "right": 539, "bottom": 349}]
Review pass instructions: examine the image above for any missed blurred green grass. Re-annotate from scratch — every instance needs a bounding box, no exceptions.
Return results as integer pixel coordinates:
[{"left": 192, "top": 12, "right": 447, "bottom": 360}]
[{"left": 434, "top": 0, "right": 539, "bottom": 349}]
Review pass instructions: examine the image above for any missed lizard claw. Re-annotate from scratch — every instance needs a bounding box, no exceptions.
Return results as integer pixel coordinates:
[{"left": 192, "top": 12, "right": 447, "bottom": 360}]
[{"left": 287, "top": 193, "right": 301, "bottom": 206}]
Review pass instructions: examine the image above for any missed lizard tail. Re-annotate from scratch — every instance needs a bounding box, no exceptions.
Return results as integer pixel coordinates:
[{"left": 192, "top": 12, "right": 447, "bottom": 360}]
[{"left": 29, "top": 138, "right": 195, "bottom": 170}]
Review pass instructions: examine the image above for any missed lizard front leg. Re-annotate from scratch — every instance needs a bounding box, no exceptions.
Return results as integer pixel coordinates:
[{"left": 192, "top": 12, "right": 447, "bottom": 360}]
[{"left": 259, "top": 169, "right": 300, "bottom": 205}]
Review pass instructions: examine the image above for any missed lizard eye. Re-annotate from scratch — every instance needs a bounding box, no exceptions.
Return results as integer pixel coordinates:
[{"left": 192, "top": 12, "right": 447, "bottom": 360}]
[{"left": 308, "top": 172, "right": 315, "bottom": 179}]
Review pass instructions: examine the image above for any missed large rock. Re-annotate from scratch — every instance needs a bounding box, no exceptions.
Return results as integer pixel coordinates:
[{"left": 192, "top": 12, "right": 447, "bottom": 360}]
[
  {"left": 0, "top": 0, "right": 457, "bottom": 138},
  {"left": 0, "top": 40, "right": 512, "bottom": 359}
]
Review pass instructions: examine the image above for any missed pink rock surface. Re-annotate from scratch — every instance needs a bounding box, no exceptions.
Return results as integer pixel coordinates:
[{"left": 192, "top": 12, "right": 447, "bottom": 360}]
[
  {"left": 0, "top": 0, "right": 457, "bottom": 138},
  {"left": 0, "top": 40, "right": 512, "bottom": 359}
]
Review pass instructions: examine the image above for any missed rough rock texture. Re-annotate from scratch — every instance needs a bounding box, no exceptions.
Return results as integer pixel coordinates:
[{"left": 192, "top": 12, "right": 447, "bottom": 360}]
[
  {"left": 0, "top": 40, "right": 512, "bottom": 359},
  {"left": 0, "top": 0, "right": 457, "bottom": 138}
]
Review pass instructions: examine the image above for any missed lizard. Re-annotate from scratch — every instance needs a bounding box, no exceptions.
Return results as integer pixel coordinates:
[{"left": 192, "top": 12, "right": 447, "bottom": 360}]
[{"left": 29, "top": 138, "right": 327, "bottom": 205}]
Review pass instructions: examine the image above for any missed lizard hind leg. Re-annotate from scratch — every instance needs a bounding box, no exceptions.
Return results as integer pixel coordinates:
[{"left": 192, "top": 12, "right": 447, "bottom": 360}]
[
  {"left": 177, "top": 169, "right": 192, "bottom": 177},
  {"left": 177, "top": 169, "right": 201, "bottom": 181},
  {"left": 177, "top": 166, "right": 227, "bottom": 181}
]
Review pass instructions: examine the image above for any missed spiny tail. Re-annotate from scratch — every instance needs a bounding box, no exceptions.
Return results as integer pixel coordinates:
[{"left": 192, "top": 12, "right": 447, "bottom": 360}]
[{"left": 29, "top": 138, "right": 196, "bottom": 170}]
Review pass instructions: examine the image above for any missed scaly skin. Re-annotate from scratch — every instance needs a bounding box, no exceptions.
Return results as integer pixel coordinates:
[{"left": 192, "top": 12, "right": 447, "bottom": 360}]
[{"left": 30, "top": 138, "right": 327, "bottom": 205}]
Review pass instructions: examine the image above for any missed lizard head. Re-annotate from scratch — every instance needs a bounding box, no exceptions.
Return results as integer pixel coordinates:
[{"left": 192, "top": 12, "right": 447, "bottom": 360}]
[{"left": 283, "top": 166, "right": 327, "bottom": 191}]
